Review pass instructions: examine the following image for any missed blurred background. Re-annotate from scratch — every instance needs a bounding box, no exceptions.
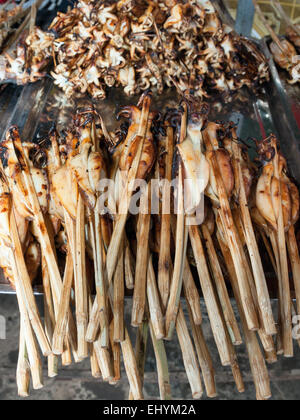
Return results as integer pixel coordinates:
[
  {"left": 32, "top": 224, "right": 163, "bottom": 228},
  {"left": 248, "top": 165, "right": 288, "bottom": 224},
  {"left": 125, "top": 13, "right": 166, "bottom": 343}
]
[{"left": 225, "top": 0, "right": 299, "bottom": 36}]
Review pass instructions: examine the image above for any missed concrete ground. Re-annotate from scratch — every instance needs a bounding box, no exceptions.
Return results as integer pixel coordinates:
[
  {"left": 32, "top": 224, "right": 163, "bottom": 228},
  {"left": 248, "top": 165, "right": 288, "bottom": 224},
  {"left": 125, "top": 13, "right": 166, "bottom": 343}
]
[{"left": 1, "top": 295, "right": 300, "bottom": 400}]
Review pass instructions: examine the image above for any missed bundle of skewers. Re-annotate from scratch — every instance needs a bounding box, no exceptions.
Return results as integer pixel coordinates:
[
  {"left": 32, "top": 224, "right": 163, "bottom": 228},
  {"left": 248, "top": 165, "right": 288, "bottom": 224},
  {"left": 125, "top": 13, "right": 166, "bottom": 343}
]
[
  {"left": 0, "top": 0, "right": 270, "bottom": 101},
  {"left": 1, "top": 92, "right": 300, "bottom": 400},
  {"left": 253, "top": 0, "right": 300, "bottom": 85}
]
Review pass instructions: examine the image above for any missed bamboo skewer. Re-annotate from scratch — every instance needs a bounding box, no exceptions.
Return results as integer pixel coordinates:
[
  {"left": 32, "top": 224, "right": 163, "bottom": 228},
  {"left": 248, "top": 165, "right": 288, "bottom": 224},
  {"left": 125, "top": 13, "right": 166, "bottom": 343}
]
[
  {"left": 176, "top": 305, "right": 203, "bottom": 400},
  {"left": 114, "top": 242, "right": 125, "bottom": 342},
  {"left": 165, "top": 103, "right": 190, "bottom": 340},
  {"left": 233, "top": 142, "right": 276, "bottom": 336},
  {"left": 219, "top": 212, "right": 276, "bottom": 354},
  {"left": 16, "top": 323, "right": 30, "bottom": 398},
  {"left": 10, "top": 254, "right": 44, "bottom": 390},
  {"left": 182, "top": 258, "right": 202, "bottom": 326},
  {"left": 42, "top": 257, "right": 58, "bottom": 377},
  {"left": 158, "top": 124, "right": 174, "bottom": 311},
  {"left": 132, "top": 185, "right": 151, "bottom": 327},
  {"left": 273, "top": 145, "right": 293, "bottom": 357},
  {"left": 269, "top": 230, "right": 285, "bottom": 356},
  {"left": 201, "top": 223, "right": 242, "bottom": 345},
  {"left": 105, "top": 95, "right": 151, "bottom": 287},
  {"left": 149, "top": 322, "right": 172, "bottom": 400},
  {"left": 203, "top": 128, "right": 259, "bottom": 331},
  {"left": 8, "top": 130, "right": 77, "bottom": 351},
  {"left": 9, "top": 207, "right": 51, "bottom": 356},
  {"left": 75, "top": 194, "right": 89, "bottom": 359},
  {"left": 170, "top": 215, "right": 202, "bottom": 326},
  {"left": 189, "top": 224, "right": 232, "bottom": 366},
  {"left": 52, "top": 250, "right": 74, "bottom": 355},
  {"left": 94, "top": 203, "right": 109, "bottom": 347},
  {"left": 286, "top": 225, "right": 300, "bottom": 316},
  {"left": 186, "top": 301, "right": 217, "bottom": 398},
  {"left": 124, "top": 238, "right": 135, "bottom": 290},
  {"left": 217, "top": 232, "right": 272, "bottom": 400},
  {"left": 129, "top": 319, "right": 148, "bottom": 400},
  {"left": 147, "top": 254, "right": 165, "bottom": 340},
  {"left": 165, "top": 164, "right": 187, "bottom": 340}
]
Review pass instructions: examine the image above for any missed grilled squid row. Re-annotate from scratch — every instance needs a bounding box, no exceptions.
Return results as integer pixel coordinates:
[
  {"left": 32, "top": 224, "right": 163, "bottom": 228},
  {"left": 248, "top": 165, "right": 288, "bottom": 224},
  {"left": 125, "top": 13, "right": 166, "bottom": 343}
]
[{"left": 1, "top": 94, "right": 300, "bottom": 401}]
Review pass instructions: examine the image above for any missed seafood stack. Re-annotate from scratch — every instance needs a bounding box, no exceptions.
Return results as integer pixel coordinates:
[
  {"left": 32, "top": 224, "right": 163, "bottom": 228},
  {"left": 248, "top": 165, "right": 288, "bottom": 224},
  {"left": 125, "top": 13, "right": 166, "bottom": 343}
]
[
  {"left": 1, "top": 93, "right": 300, "bottom": 400},
  {"left": 0, "top": 0, "right": 270, "bottom": 101}
]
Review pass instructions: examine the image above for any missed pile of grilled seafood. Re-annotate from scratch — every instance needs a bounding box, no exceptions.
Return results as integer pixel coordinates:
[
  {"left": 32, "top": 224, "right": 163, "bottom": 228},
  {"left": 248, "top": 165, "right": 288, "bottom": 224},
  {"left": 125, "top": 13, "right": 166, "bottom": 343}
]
[
  {"left": 1, "top": 93, "right": 300, "bottom": 400},
  {"left": 0, "top": 27, "right": 54, "bottom": 84},
  {"left": 0, "top": 0, "right": 28, "bottom": 50},
  {"left": 0, "top": 0, "right": 270, "bottom": 100}
]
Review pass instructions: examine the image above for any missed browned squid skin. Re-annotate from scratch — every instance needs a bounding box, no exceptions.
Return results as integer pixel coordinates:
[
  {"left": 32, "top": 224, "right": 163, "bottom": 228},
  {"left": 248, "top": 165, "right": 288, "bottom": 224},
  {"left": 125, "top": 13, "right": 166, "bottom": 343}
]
[
  {"left": 287, "top": 178, "right": 300, "bottom": 225},
  {"left": 270, "top": 39, "right": 296, "bottom": 71},
  {"left": 2, "top": 136, "right": 34, "bottom": 220},
  {"left": 203, "top": 122, "right": 235, "bottom": 201},
  {"left": 117, "top": 105, "right": 156, "bottom": 181},
  {"left": 270, "top": 39, "right": 300, "bottom": 84}
]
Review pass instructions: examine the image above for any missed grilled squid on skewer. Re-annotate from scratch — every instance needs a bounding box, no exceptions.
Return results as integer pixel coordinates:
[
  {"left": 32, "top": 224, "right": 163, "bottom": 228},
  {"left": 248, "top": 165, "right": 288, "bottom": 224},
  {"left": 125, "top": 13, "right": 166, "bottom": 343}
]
[
  {"left": 286, "top": 25, "right": 300, "bottom": 50},
  {"left": 270, "top": 39, "right": 300, "bottom": 85}
]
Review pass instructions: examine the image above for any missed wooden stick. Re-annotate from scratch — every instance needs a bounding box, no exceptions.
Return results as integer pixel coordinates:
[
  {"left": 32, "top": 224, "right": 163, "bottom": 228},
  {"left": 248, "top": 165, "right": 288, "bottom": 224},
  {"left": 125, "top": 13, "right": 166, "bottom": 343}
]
[
  {"left": 88, "top": 290, "right": 110, "bottom": 380},
  {"left": 189, "top": 224, "right": 232, "bottom": 366},
  {"left": 287, "top": 225, "right": 300, "bottom": 316},
  {"left": 176, "top": 304, "right": 203, "bottom": 400},
  {"left": 165, "top": 166, "right": 187, "bottom": 339},
  {"left": 124, "top": 237, "right": 135, "bottom": 290},
  {"left": 121, "top": 329, "right": 144, "bottom": 400},
  {"left": 90, "top": 345, "right": 101, "bottom": 379},
  {"left": 158, "top": 125, "right": 174, "bottom": 311},
  {"left": 75, "top": 194, "right": 89, "bottom": 359},
  {"left": 233, "top": 143, "right": 276, "bottom": 336},
  {"left": 94, "top": 203, "right": 109, "bottom": 347},
  {"left": 217, "top": 232, "right": 272, "bottom": 400},
  {"left": 52, "top": 250, "right": 74, "bottom": 355},
  {"left": 129, "top": 319, "right": 148, "bottom": 400},
  {"left": 132, "top": 185, "right": 151, "bottom": 327},
  {"left": 149, "top": 322, "right": 172, "bottom": 400},
  {"left": 109, "top": 321, "right": 121, "bottom": 384},
  {"left": 9, "top": 131, "right": 77, "bottom": 353},
  {"left": 16, "top": 323, "right": 30, "bottom": 398},
  {"left": 85, "top": 214, "right": 109, "bottom": 347},
  {"left": 182, "top": 258, "right": 202, "bottom": 326},
  {"left": 201, "top": 224, "right": 242, "bottom": 345},
  {"left": 147, "top": 254, "right": 165, "bottom": 340},
  {"left": 9, "top": 207, "right": 51, "bottom": 356},
  {"left": 94, "top": 340, "right": 114, "bottom": 382},
  {"left": 61, "top": 338, "right": 72, "bottom": 366},
  {"left": 114, "top": 242, "right": 125, "bottom": 342},
  {"left": 170, "top": 216, "right": 202, "bottom": 326},
  {"left": 273, "top": 146, "right": 293, "bottom": 357},
  {"left": 186, "top": 301, "right": 217, "bottom": 398},
  {"left": 42, "top": 256, "right": 58, "bottom": 377},
  {"left": 269, "top": 231, "right": 285, "bottom": 356},
  {"left": 106, "top": 95, "right": 151, "bottom": 287},
  {"left": 11, "top": 255, "right": 43, "bottom": 390},
  {"left": 204, "top": 129, "right": 259, "bottom": 331}
]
